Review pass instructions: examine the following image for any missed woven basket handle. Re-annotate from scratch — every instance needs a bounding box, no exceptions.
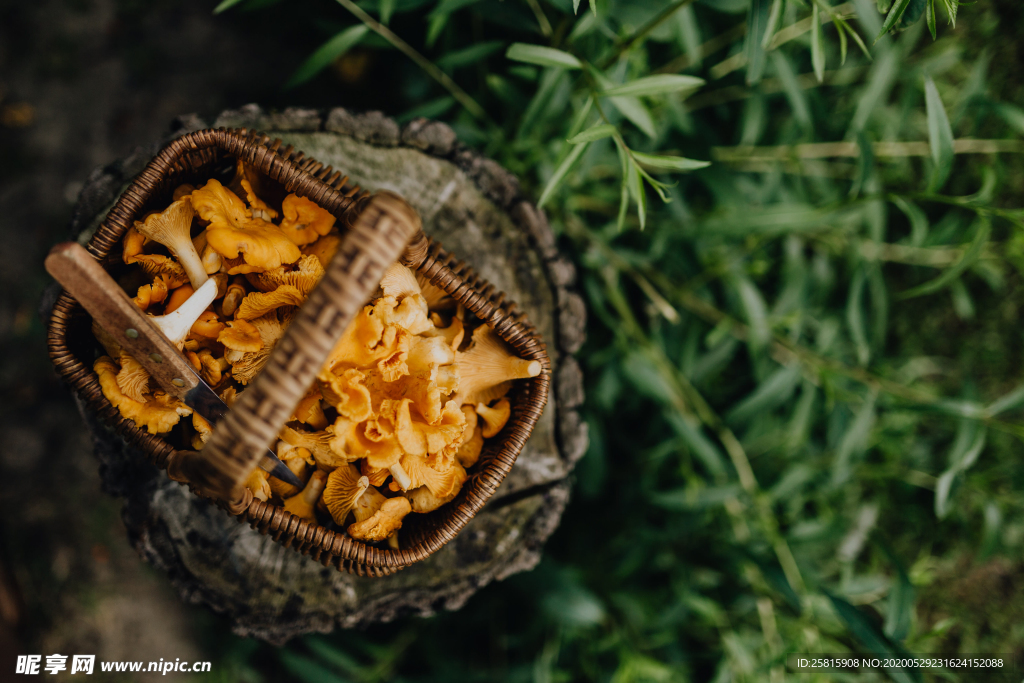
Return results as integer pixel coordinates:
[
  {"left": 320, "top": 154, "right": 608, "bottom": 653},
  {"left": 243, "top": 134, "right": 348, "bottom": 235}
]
[{"left": 180, "top": 192, "right": 424, "bottom": 502}]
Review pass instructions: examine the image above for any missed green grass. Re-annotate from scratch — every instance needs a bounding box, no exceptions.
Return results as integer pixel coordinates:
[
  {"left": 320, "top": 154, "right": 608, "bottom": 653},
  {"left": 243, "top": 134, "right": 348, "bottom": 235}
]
[{"left": 205, "top": 0, "right": 1024, "bottom": 680}]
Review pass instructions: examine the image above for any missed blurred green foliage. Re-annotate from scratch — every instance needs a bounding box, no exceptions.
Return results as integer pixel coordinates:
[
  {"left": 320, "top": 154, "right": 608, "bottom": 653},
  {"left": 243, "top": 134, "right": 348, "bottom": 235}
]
[{"left": 207, "top": 0, "right": 1024, "bottom": 680}]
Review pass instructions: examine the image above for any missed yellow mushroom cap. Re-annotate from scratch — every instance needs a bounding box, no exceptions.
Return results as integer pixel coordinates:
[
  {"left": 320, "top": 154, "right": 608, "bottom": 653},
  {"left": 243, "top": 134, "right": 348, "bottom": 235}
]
[
  {"left": 476, "top": 398, "right": 511, "bottom": 438},
  {"left": 456, "top": 406, "right": 484, "bottom": 469},
  {"left": 347, "top": 496, "right": 411, "bottom": 542},
  {"left": 217, "top": 319, "right": 263, "bottom": 353},
  {"left": 94, "top": 356, "right": 191, "bottom": 434},
  {"left": 279, "top": 193, "right": 336, "bottom": 246},
  {"left": 246, "top": 254, "right": 324, "bottom": 297},
  {"left": 235, "top": 284, "right": 305, "bottom": 320},
  {"left": 393, "top": 398, "right": 466, "bottom": 458},
  {"left": 321, "top": 465, "right": 370, "bottom": 526},
  {"left": 405, "top": 462, "right": 467, "bottom": 513},
  {"left": 328, "top": 413, "right": 403, "bottom": 470},
  {"left": 191, "top": 179, "right": 301, "bottom": 272},
  {"left": 192, "top": 412, "right": 213, "bottom": 450},
  {"left": 116, "top": 351, "right": 151, "bottom": 403},
  {"left": 301, "top": 233, "right": 341, "bottom": 269},
  {"left": 292, "top": 385, "right": 328, "bottom": 430},
  {"left": 279, "top": 425, "right": 349, "bottom": 470},
  {"left": 242, "top": 178, "right": 278, "bottom": 221},
  {"left": 318, "top": 368, "right": 373, "bottom": 422},
  {"left": 164, "top": 284, "right": 195, "bottom": 314},
  {"left": 269, "top": 442, "right": 314, "bottom": 499},
  {"left": 243, "top": 468, "right": 271, "bottom": 502},
  {"left": 228, "top": 313, "right": 285, "bottom": 385},
  {"left": 379, "top": 263, "right": 421, "bottom": 301}
]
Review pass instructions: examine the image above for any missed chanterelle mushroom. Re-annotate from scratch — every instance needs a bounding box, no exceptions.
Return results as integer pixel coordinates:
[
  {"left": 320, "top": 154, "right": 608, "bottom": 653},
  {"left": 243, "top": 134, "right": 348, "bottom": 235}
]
[
  {"left": 321, "top": 465, "right": 371, "bottom": 525},
  {"left": 279, "top": 193, "right": 336, "bottom": 246},
  {"left": 95, "top": 356, "right": 191, "bottom": 434},
  {"left": 190, "top": 179, "right": 301, "bottom": 273},
  {"left": 134, "top": 197, "right": 208, "bottom": 290},
  {"left": 246, "top": 254, "right": 324, "bottom": 297},
  {"left": 454, "top": 324, "right": 541, "bottom": 406},
  {"left": 228, "top": 313, "right": 285, "bottom": 385},
  {"left": 347, "top": 497, "right": 411, "bottom": 542},
  {"left": 282, "top": 469, "right": 327, "bottom": 522}
]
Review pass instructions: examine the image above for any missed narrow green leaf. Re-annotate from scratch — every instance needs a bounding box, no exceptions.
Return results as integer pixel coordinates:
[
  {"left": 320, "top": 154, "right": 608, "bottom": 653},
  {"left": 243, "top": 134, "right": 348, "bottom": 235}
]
[
  {"left": 567, "top": 123, "right": 616, "bottom": 144},
  {"left": 847, "top": 267, "right": 870, "bottom": 366},
  {"left": 771, "top": 52, "right": 811, "bottom": 128},
  {"left": 664, "top": 413, "right": 729, "bottom": 481},
  {"left": 811, "top": 4, "right": 825, "bottom": 83},
  {"left": 924, "top": 76, "right": 955, "bottom": 191},
  {"left": 600, "top": 74, "right": 705, "bottom": 98},
  {"left": 518, "top": 68, "right": 568, "bottom": 138},
  {"left": 941, "top": 0, "right": 957, "bottom": 26},
  {"left": 839, "top": 17, "right": 872, "bottom": 59},
  {"left": 631, "top": 151, "right": 710, "bottom": 172},
  {"left": 285, "top": 25, "right": 369, "bottom": 89},
  {"left": 652, "top": 485, "right": 742, "bottom": 511},
  {"left": 213, "top": 0, "right": 247, "bottom": 13},
  {"left": 826, "top": 595, "right": 920, "bottom": 683},
  {"left": 746, "top": 0, "right": 771, "bottom": 85},
  {"left": 615, "top": 143, "right": 630, "bottom": 232},
  {"left": 925, "top": 0, "right": 936, "bottom": 38},
  {"left": 761, "top": 0, "right": 785, "bottom": 49},
  {"left": 934, "top": 469, "right": 959, "bottom": 519},
  {"left": 506, "top": 43, "right": 582, "bottom": 69},
  {"left": 837, "top": 13, "right": 848, "bottom": 65},
  {"left": 891, "top": 196, "right": 928, "bottom": 246},
  {"left": 538, "top": 142, "right": 589, "bottom": 208},
  {"left": 428, "top": 0, "right": 480, "bottom": 17},
  {"left": 609, "top": 96, "right": 656, "bottom": 138},
  {"left": 875, "top": 0, "right": 913, "bottom": 41},
  {"left": 985, "top": 384, "right": 1024, "bottom": 417},
  {"left": 626, "top": 159, "right": 647, "bottom": 229},
  {"left": 380, "top": 0, "right": 397, "bottom": 24},
  {"left": 437, "top": 41, "right": 504, "bottom": 71},
  {"left": 849, "top": 131, "right": 874, "bottom": 198},
  {"left": 426, "top": 13, "right": 447, "bottom": 47},
  {"left": 573, "top": 0, "right": 581, "bottom": 13},
  {"left": 881, "top": 549, "right": 915, "bottom": 642},
  {"left": 726, "top": 365, "right": 802, "bottom": 425},
  {"left": 899, "top": 217, "right": 990, "bottom": 299},
  {"left": 831, "top": 392, "right": 876, "bottom": 486}
]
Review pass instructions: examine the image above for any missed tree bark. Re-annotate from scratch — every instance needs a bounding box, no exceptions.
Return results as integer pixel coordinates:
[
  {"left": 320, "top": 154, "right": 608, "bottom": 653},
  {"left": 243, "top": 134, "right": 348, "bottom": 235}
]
[{"left": 62, "top": 105, "right": 587, "bottom": 644}]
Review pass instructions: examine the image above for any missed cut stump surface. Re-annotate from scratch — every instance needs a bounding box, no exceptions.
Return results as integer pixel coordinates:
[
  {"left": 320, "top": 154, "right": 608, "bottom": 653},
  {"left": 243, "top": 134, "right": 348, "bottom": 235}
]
[{"left": 63, "top": 105, "right": 587, "bottom": 644}]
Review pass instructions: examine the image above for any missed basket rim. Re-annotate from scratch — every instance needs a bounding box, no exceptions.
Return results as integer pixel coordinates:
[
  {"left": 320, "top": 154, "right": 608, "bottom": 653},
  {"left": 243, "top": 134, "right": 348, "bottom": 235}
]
[{"left": 46, "top": 127, "right": 550, "bottom": 576}]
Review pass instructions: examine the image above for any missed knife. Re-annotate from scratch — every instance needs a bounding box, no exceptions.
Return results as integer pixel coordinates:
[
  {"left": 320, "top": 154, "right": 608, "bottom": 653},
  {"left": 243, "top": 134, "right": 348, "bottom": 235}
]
[{"left": 45, "top": 241, "right": 303, "bottom": 488}]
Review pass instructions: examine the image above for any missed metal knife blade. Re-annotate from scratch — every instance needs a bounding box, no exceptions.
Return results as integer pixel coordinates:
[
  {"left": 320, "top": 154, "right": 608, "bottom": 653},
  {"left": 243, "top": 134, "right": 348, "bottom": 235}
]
[{"left": 45, "top": 241, "right": 303, "bottom": 488}]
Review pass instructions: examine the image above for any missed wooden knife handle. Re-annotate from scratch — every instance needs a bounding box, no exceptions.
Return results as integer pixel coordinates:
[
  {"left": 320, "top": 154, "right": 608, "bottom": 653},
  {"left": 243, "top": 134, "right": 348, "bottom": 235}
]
[{"left": 44, "top": 241, "right": 201, "bottom": 401}]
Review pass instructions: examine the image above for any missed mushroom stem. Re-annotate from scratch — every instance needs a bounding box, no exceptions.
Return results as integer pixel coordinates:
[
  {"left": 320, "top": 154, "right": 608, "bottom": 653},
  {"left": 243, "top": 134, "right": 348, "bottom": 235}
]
[
  {"left": 389, "top": 462, "right": 413, "bottom": 491},
  {"left": 149, "top": 278, "right": 218, "bottom": 348},
  {"left": 136, "top": 198, "right": 209, "bottom": 290}
]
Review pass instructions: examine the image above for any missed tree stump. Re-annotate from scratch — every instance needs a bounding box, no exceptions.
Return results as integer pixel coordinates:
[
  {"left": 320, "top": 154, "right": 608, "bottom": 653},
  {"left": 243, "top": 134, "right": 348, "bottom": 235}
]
[{"left": 61, "top": 105, "right": 587, "bottom": 644}]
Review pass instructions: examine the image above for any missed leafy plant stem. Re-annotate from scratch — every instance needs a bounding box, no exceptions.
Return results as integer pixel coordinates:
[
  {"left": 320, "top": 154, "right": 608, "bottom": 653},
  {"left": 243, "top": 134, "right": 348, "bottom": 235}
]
[
  {"left": 332, "top": 0, "right": 488, "bottom": 120},
  {"left": 598, "top": 0, "right": 699, "bottom": 69}
]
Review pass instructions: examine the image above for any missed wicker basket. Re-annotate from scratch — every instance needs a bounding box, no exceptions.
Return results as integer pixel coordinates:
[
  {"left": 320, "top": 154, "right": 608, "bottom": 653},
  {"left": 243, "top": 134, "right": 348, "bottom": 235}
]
[{"left": 46, "top": 128, "right": 549, "bottom": 577}]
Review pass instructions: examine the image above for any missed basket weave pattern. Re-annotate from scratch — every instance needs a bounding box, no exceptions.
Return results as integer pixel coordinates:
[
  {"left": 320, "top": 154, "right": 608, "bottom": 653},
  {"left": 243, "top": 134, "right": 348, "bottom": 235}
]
[{"left": 46, "top": 128, "right": 550, "bottom": 576}]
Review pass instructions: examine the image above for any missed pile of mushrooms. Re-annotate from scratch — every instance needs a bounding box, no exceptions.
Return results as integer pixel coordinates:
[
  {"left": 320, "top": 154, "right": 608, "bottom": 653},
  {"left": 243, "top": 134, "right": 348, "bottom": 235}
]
[{"left": 92, "top": 161, "right": 541, "bottom": 545}]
